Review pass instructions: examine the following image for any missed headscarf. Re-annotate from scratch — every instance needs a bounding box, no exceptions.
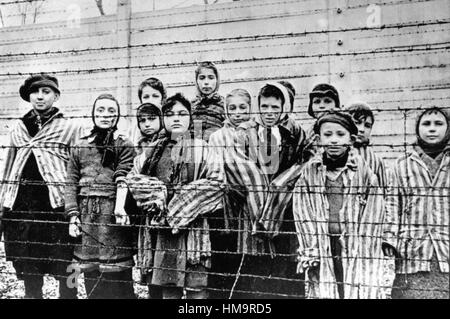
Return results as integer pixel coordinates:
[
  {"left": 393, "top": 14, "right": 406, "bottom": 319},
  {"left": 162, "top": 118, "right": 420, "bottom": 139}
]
[
  {"left": 415, "top": 107, "right": 450, "bottom": 157},
  {"left": 224, "top": 88, "right": 252, "bottom": 128},
  {"left": 193, "top": 61, "right": 222, "bottom": 106},
  {"left": 90, "top": 94, "right": 120, "bottom": 167}
]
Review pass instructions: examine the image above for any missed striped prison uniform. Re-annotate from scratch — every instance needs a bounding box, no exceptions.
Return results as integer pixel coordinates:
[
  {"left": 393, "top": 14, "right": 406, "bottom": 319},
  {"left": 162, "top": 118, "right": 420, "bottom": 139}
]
[
  {"left": 384, "top": 148, "right": 449, "bottom": 274},
  {"left": 0, "top": 111, "right": 82, "bottom": 209},
  {"left": 168, "top": 121, "right": 268, "bottom": 255},
  {"left": 293, "top": 153, "right": 385, "bottom": 299}
]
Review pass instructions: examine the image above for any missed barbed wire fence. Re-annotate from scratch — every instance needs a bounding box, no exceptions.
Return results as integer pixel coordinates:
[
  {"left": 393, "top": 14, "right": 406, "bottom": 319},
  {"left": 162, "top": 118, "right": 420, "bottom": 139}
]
[{"left": 0, "top": 0, "right": 449, "bottom": 299}]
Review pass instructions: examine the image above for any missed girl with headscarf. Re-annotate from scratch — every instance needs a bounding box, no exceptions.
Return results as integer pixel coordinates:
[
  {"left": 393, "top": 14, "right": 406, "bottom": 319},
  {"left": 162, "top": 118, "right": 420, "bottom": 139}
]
[
  {"left": 385, "top": 107, "right": 450, "bottom": 299},
  {"left": 127, "top": 93, "right": 210, "bottom": 299},
  {"left": 293, "top": 112, "right": 385, "bottom": 299},
  {"left": 168, "top": 89, "right": 269, "bottom": 298},
  {"left": 65, "top": 93, "right": 136, "bottom": 299},
  {"left": 136, "top": 102, "right": 163, "bottom": 153},
  {"left": 191, "top": 61, "right": 226, "bottom": 142}
]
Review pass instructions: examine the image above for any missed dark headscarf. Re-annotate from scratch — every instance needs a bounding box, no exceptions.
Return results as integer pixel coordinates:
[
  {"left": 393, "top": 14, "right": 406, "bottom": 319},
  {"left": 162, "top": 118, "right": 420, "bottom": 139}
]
[
  {"left": 90, "top": 94, "right": 120, "bottom": 167},
  {"left": 415, "top": 107, "right": 450, "bottom": 158}
]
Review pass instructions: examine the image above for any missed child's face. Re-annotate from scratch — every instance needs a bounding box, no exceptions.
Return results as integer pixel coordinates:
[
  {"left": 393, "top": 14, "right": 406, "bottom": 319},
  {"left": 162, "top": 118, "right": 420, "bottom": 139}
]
[
  {"left": 141, "top": 85, "right": 163, "bottom": 107},
  {"left": 418, "top": 111, "right": 448, "bottom": 145},
  {"left": 312, "top": 96, "right": 337, "bottom": 118},
  {"left": 138, "top": 114, "right": 160, "bottom": 137},
  {"left": 29, "top": 86, "right": 59, "bottom": 112},
  {"left": 93, "top": 99, "right": 119, "bottom": 130},
  {"left": 227, "top": 95, "right": 251, "bottom": 126},
  {"left": 163, "top": 102, "right": 191, "bottom": 136},
  {"left": 259, "top": 96, "right": 282, "bottom": 127},
  {"left": 319, "top": 122, "right": 352, "bottom": 158},
  {"left": 196, "top": 68, "right": 217, "bottom": 95},
  {"left": 354, "top": 115, "right": 373, "bottom": 144}
]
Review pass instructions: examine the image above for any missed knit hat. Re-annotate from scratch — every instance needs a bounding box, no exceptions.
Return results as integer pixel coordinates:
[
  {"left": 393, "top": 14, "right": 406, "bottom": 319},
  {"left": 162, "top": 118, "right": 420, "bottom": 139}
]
[
  {"left": 19, "top": 74, "right": 60, "bottom": 102},
  {"left": 308, "top": 83, "right": 340, "bottom": 118},
  {"left": 314, "top": 111, "right": 358, "bottom": 136}
]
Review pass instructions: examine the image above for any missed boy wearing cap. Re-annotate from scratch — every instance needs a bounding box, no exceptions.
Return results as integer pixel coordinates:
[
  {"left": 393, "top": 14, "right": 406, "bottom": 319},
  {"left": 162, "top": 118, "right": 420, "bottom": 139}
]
[
  {"left": 0, "top": 74, "right": 82, "bottom": 299},
  {"left": 293, "top": 112, "right": 385, "bottom": 299}
]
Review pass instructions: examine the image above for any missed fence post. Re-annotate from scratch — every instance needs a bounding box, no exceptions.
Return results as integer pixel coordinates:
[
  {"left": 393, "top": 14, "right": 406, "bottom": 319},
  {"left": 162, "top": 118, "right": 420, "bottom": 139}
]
[{"left": 116, "top": 0, "right": 132, "bottom": 131}]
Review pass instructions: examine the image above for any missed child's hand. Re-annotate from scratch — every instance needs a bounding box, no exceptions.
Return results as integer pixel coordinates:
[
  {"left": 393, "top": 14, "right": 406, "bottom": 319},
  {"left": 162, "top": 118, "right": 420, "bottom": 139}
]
[
  {"left": 115, "top": 207, "right": 130, "bottom": 226},
  {"left": 69, "top": 216, "right": 81, "bottom": 238}
]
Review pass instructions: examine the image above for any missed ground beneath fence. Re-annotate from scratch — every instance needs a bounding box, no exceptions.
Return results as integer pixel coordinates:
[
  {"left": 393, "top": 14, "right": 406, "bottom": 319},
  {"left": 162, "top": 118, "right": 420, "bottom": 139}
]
[{"left": 0, "top": 241, "right": 148, "bottom": 299}]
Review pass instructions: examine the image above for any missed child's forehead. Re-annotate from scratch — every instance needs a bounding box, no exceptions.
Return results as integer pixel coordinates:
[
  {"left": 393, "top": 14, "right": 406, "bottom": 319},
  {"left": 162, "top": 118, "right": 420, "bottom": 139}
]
[
  {"left": 227, "top": 95, "right": 250, "bottom": 104},
  {"left": 260, "top": 95, "right": 282, "bottom": 103},
  {"left": 420, "top": 110, "right": 446, "bottom": 121},
  {"left": 142, "top": 85, "right": 160, "bottom": 93},
  {"left": 197, "top": 67, "right": 216, "bottom": 76},
  {"left": 95, "top": 99, "right": 118, "bottom": 109},
  {"left": 320, "top": 122, "right": 349, "bottom": 132}
]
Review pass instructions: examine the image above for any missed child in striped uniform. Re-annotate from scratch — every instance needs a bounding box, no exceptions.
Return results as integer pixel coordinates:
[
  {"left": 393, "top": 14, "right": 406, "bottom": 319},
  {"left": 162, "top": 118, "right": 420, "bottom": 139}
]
[
  {"left": 128, "top": 93, "right": 210, "bottom": 299},
  {"left": 0, "top": 74, "right": 82, "bottom": 299},
  {"left": 385, "top": 107, "right": 450, "bottom": 299},
  {"left": 293, "top": 112, "right": 385, "bottom": 299},
  {"left": 345, "top": 102, "right": 388, "bottom": 192},
  {"left": 65, "top": 94, "right": 137, "bottom": 299},
  {"left": 234, "top": 82, "right": 306, "bottom": 298},
  {"left": 191, "top": 61, "right": 226, "bottom": 142}
]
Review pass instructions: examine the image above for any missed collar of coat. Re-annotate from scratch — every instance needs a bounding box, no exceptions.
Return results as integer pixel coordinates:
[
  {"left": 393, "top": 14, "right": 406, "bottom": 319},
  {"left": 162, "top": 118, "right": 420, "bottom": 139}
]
[{"left": 309, "top": 148, "right": 359, "bottom": 172}]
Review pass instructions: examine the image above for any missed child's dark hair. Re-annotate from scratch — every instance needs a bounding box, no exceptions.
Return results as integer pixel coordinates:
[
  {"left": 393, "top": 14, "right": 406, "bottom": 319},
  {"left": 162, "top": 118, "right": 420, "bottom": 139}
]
[
  {"left": 346, "top": 102, "right": 374, "bottom": 124},
  {"left": 138, "top": 77, "right": 167, "bottom": 103},
  {"left": 278, "top": 80, "right": 296, "bottom": 107},
  {"left": 162, "top": 92, "right": 192, "bottom": 114},
  {"left": 258, "top": 84, "right": 285, "bottom": 106}
]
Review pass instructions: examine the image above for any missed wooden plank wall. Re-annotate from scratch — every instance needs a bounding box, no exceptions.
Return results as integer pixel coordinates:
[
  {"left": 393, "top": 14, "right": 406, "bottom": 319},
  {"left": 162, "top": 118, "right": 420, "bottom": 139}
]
[{"left": 0, "top": 0, "right": 449, "bottom": 166}]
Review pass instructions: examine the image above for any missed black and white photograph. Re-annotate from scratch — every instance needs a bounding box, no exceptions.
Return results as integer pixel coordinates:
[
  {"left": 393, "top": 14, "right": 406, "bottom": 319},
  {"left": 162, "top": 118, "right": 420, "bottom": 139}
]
[{"left": 0, "top": 0, "right": 448, "bottom": 303}]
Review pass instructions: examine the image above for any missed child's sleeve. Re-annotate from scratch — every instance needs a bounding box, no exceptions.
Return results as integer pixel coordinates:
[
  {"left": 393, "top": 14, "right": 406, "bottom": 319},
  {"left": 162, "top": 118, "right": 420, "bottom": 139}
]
[
  {"left": 292, "top": 169, "right": 320, "bottom": 273},
  {"left": 114, "top": 138, "right": 137, "bottom": 184},
  {"left": 383, "top": 164, "right": 401, "bottom": 249},
  {"left": 65, "top": 144, "right": 81, "bottom": 217},
  {"left": 0, "top": 129, "right": 17, "bottom": 208},
  {"left": 203, "top": 131, "right": 225, "bottom": 182}
]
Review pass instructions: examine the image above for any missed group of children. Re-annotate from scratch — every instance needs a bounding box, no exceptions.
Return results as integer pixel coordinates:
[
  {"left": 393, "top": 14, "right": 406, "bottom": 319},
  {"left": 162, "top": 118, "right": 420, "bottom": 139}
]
[{"left": 0, "top": 61, "right": 448, "bottom": 299}]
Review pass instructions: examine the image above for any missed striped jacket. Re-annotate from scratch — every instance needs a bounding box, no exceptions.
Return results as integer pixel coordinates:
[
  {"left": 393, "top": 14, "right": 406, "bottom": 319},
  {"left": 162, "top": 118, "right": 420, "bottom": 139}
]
[
  {"left": 356, "top": 146, "right": 388, "bottom": 195},
  {"left": 293, "top": 153, "right": 385, "bottom": 299},
  {"left": 0, "top": 110, "right": 82, "bottom": 209},
  {"left": 385, "top": 148, "right": 449, "bottom": 274}
]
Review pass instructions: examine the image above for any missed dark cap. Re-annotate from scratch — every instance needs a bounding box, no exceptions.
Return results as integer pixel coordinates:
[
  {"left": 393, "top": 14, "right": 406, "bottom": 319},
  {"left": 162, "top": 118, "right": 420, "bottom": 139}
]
[
  {"left": 314, "top": 111, "right": 358, "bottom": 136},
  {"left": 19, "top": 74, "right": 60, "bottom": 102}
]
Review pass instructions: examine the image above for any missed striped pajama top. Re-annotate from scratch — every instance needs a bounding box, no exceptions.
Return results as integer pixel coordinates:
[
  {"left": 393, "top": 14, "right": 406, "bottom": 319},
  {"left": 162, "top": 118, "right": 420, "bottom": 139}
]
[{"left": 0, "top": 111, "right": 82, "bottom": 209}]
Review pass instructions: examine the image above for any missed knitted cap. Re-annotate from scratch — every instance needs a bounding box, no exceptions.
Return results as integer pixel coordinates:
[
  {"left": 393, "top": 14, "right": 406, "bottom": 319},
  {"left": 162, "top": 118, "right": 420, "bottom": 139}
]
[
  {"left": 314, "top": 111, "right": 357, "bottom": 136},
  {"left": 19, "top": 74, "right": 60, "bottom": 102}
]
